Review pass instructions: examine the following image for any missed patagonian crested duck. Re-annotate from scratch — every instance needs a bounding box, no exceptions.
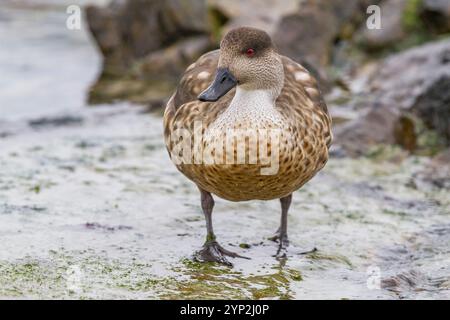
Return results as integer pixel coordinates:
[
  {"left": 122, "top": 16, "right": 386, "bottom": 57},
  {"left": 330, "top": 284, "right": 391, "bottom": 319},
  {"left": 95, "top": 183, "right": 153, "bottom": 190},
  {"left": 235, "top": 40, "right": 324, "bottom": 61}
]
[{"left": 163, "top": 27, "right": 332, "bottom": 266}]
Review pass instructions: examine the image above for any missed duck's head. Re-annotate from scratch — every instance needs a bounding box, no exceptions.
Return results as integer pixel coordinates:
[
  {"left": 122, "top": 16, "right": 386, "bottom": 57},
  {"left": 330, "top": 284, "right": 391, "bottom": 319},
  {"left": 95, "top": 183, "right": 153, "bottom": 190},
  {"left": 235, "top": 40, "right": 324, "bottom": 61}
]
[{"left": 198, "top": 27, "right": 284, "bottom": 102}]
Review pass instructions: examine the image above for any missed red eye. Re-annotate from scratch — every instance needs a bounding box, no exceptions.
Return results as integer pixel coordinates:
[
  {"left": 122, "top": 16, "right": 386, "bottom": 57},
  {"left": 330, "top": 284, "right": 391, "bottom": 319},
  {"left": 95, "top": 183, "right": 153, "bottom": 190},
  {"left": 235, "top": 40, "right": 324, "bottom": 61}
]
[{"left": 246, "top": 48, "right": 255, "bottom": 57}]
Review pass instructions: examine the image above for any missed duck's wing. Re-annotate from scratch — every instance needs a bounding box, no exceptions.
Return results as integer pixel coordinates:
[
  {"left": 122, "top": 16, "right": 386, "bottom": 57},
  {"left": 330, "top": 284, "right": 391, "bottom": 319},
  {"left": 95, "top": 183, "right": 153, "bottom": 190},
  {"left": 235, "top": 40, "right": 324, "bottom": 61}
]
[
  {"left": 278, "top": 56, "right": 328, "bottom": 113},
  {"left": 277, "top": 56, "right": 332, "bottom": 149},
  {"left": 171, "top": 50, "right": 220, "bottom": 110},
  {"left": 164, "top": 50, "right": 218, "bottom": 140}
]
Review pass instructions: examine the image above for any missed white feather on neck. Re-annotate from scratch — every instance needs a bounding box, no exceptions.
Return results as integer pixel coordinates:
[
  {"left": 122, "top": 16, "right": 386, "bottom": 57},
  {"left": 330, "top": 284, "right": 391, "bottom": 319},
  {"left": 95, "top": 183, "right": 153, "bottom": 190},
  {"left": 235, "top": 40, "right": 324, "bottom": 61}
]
[{"left": 211, "top": 87, "right": 283, "bottom": 130}]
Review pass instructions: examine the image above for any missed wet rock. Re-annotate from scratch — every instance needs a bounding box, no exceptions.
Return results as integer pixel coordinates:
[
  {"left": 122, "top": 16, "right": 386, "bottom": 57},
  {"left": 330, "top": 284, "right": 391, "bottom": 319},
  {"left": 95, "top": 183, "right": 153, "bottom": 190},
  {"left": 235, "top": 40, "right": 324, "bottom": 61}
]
[
  {"left": 412, "top": 75, "right": 450, "bottom": 145},
  {"left": 420, "top": 0, "right": 450, "bottom": 34},
  {"left": 356, "top": 0, "right": 407, "bottom": 49},
  {"left": 335, "top": 38, "right": 450, "bottom": 156},
  {"left": 381, "top": 270, "right": 427, "bottom": 294},
  {"left": 85, "top": 0, "right": 213, "bottom": 105}
]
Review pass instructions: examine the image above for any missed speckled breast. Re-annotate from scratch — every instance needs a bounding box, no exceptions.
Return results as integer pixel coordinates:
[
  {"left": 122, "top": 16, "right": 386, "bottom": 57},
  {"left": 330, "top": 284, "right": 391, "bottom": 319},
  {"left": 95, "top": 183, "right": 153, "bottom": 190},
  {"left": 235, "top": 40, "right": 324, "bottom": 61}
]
[{"left": 175, "top": 123, "right": 329, "bottom": 201}]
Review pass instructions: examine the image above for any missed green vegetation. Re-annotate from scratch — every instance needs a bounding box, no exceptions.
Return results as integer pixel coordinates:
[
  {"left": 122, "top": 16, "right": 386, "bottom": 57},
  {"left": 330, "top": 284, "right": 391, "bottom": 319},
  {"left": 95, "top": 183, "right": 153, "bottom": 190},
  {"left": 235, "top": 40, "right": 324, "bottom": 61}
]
[
  {"left": 207, "top": 6, "right": 229, "bottom": 42},
  {"left": 402, "top": 0, "right": 424, "bottom": 32}
]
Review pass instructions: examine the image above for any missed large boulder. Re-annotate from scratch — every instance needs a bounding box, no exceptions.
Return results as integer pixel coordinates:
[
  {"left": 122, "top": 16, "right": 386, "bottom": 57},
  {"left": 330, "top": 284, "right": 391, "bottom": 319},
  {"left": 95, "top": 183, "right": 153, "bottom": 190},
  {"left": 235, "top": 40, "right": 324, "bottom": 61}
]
[
  {"left": 334, "top": 38, "right": 450, "bottom": 156},
  {"left": 85, "top": 0, "right": 213, "bottom": 105},
  {"left": 332, "top": 105, "right": 406, "bottom": 157},
  {"left": 368, "top": 38, "right": 450, "bottom": 141},
  {"left": 86, "top": 0, "right": 210, "bottom": 69}
]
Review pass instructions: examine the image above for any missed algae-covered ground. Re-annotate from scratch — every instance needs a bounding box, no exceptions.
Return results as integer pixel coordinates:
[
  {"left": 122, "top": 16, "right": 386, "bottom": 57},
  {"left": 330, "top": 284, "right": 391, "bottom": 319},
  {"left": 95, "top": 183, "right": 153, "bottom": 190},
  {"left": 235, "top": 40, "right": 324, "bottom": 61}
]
[{"left": 0, "top": 2, "right": 449, "bottom": 300}]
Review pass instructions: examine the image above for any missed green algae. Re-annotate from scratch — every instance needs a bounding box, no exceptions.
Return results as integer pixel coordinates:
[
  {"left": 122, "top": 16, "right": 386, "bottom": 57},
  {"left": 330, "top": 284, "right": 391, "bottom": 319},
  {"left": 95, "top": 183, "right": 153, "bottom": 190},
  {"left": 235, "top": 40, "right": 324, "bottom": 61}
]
[
  {"left": 382, "top": 209, "right": 408, "bottom": 218},
  {"left": 304, "top": 251, "right": 353, "bottom": 269},
  {"left": 27, "top": 180, "right": 58, "bottom": 194},
  {"left": 366, "top": 144, "right": 407, "bottom": 162},
  {"left": 402, "top": 0, "right": 424, "bottom": 32},
  {"left": 415, "top": 128, "right": 447, "bottom": 156},
  {"left": 157, "top": 258, "right": 303, "bottom": 300},
  {"left": 31, "top": 185, "right": 41, "bottom": 194},
  {"left": 207, "top": 6, "right": 229, "bottom": 42},
  {"left": 393, "top": 113, "right": 449, "bottom": 156},
  {"left": 0, "top": 250, "right": 158, "bottom": 299},
  {"left": 0, "top": 260, "right": 68, "bottom": 298}
]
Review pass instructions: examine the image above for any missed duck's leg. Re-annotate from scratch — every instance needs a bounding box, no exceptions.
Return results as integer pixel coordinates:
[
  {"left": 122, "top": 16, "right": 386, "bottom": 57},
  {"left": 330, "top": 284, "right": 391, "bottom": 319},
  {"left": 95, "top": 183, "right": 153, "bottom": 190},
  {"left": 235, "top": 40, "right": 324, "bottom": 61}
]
[
  {"left": 269, "top": 194, "right": 292, "bottom": 258},
  {"left": 194, "top": 189, "right": 249, "bottom": 266}
]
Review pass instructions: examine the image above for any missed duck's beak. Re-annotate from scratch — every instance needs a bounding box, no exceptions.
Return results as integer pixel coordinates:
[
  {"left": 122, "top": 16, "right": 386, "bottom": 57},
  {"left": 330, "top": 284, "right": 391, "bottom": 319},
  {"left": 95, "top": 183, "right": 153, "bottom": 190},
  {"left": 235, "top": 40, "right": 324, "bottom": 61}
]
[{"left": 198, "top": 68, "right": 237, "bottom": 102}]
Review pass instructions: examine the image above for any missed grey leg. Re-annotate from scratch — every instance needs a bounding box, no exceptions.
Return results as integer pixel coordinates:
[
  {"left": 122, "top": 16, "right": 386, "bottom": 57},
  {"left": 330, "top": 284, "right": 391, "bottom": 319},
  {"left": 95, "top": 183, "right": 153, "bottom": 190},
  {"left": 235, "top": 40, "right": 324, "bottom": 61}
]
[
  {"left": 201, "top": 189, "right": 215, "bottom": 242},
  {"left": 194, "top": 189, "right": 249, "bottom": 266},
  {"left": 269, "top": 194, "right": 292, "bottom": 258}
]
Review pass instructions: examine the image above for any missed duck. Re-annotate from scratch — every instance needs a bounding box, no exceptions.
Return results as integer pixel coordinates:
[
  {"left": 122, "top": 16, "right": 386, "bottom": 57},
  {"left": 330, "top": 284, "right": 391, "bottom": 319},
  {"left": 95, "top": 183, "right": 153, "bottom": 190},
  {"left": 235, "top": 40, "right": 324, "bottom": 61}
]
[{"left": 163, "top": 27, "right": 332, "bottom": 266}]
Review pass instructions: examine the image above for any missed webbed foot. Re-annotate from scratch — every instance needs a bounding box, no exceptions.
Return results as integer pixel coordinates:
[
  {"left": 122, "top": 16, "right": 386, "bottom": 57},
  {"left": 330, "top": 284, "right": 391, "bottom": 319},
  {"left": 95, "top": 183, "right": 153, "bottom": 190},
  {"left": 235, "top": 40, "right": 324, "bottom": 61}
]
[
  {"left": 194, "top": 241, "right": 250, "bottom": 267},
  {"left": 270, "top": 231, "right": 317, "bottom": 258},
  {"left": 268, "top": 229, "right": 290, "bottom": 259}
]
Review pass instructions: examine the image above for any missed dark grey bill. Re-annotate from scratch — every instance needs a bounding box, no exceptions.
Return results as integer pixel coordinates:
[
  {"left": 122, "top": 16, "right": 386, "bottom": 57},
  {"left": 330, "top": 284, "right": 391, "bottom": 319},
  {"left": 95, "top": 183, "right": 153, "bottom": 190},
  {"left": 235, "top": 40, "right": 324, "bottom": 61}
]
[{"left": 198, "top": 68, "right": 237, "bottom": 102}]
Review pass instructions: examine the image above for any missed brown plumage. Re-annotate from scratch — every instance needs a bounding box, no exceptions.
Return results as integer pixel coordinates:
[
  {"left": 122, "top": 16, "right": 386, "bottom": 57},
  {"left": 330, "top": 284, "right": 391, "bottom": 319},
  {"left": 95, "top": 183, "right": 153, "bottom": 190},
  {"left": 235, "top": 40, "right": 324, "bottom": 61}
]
[{"left": 163, "top": 27, "right": 332, "bottom": 265}]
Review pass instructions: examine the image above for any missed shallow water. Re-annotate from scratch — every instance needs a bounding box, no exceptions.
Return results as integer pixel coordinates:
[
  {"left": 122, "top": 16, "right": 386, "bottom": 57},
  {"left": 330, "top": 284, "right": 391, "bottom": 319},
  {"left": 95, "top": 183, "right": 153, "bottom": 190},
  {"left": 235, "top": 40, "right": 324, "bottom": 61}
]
[{"left": 0, "top": 3, "right": 449, "bottom": 300}]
